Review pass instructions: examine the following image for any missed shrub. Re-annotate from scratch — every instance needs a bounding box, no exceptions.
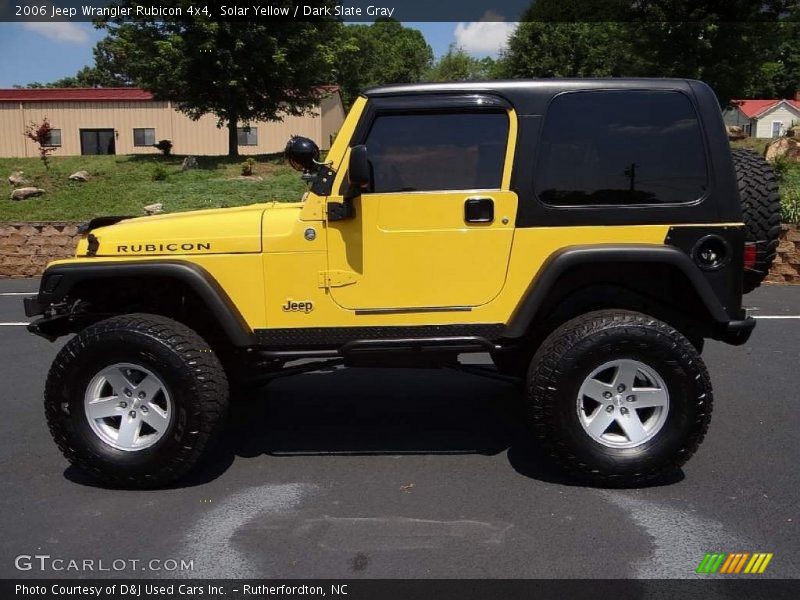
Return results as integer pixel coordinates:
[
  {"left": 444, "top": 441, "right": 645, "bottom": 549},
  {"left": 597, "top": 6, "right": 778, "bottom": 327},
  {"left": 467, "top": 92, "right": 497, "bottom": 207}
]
[
  {"left": 151, "top": 163, "right": 168, "bottom": 181},
  {"left": 781, "top": 187, "right": 800, "bottom": 225},
  {"left": 772, "top": 155, "right": 792, "bottom": 181},
  {"left": 153, "top": 139, "right": 173, "bottom": 156},
  {"left": 241, "top": 157, "right": 257, "bottom": 176}
]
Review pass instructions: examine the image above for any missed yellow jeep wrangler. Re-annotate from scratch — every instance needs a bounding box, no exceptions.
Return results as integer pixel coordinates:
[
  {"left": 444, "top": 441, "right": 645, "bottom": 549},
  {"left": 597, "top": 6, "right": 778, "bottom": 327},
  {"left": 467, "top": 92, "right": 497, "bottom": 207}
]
[{"left": 25, "top": 79, "right": 780, "bottom": 488}]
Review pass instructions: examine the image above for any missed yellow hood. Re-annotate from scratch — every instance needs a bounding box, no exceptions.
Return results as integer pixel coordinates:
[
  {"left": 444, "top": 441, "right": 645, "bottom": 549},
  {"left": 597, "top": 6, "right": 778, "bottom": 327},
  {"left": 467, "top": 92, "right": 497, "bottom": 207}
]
[{"left": 80, "top": 204, "right": 274, "bottom": 257}]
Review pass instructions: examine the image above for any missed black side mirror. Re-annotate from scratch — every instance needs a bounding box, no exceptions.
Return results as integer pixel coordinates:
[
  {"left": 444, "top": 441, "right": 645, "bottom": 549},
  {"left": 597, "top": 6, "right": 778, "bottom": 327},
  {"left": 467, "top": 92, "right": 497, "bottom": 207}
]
[
  {"left": 285, "top": 136, "right": 320, "bottom": 173},
  {"left": 348, "top": 145, "right": 371, "bottom": 190}
]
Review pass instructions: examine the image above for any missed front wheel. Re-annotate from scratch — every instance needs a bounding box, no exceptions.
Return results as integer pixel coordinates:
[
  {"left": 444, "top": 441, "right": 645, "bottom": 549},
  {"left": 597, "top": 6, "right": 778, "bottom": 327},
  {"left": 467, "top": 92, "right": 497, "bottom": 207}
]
[
  {"left": 44, "top": 314, "right": 229, "bottom": 488},
  {"left": 526, "top": 310, "right": 713, "bottom": 487}
]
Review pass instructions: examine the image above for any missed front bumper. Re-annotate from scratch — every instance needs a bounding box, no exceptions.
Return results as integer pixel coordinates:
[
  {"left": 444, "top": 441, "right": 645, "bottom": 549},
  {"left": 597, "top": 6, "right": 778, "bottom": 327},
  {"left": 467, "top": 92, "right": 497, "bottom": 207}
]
[{"left": 23, "top": 296, "right": 45, "bottom": 317}]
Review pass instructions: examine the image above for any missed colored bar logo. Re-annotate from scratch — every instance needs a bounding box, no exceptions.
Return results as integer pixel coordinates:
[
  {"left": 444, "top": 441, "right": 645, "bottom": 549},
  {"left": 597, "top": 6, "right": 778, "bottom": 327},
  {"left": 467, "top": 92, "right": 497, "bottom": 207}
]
[{"left": 696, "top": 552, "right": 773, "bottom": 574}]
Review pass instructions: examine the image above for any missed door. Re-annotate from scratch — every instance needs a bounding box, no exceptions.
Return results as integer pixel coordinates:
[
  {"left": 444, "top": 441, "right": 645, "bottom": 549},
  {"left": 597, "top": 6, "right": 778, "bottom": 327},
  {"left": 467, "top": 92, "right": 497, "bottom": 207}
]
[
  {"left": 80, "top": 129, "right": 116, "bottom": 155},
  {"left": 771, "top": 121, "right": 783, "bottom": 138},
  {"left": 326, "top": 106, "right": 517, "bottom": 311}
]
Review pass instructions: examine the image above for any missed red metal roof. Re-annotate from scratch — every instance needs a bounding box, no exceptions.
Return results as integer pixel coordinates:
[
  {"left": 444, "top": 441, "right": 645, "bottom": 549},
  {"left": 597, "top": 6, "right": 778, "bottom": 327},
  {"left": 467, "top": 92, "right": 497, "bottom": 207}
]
[
  {"left": 0, "top": 85, "right": 340, "bottom": 103},
  {"left": 732, "top": 98, "right": 800, "bottom": 118},
  {"left": 0, "top": 88, "right": 154, "bottom": 102}
]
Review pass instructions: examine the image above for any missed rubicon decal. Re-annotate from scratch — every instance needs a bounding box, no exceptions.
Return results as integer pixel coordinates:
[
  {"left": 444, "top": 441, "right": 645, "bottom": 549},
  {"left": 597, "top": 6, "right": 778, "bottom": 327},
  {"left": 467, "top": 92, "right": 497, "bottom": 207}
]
[
  {"left": 116, "top": 243, "right": 212, "bottom": 253},
  {"left": 696, "top": 552, "right": 774, "bottom": 574}
]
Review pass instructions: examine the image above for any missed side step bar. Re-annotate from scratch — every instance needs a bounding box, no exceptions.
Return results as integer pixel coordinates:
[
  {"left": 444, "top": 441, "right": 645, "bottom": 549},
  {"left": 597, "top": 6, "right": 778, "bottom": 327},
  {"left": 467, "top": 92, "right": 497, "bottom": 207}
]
[{"left": 257, "top": 336, "right": 500, "bottom": 361}]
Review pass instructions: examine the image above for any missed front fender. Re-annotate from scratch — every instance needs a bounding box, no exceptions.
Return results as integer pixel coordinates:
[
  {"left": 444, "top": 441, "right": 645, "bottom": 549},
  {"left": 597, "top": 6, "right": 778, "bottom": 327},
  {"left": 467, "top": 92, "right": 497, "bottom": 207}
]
[{"left": 24, "top": 260, "right": 257, "bottom": 347}]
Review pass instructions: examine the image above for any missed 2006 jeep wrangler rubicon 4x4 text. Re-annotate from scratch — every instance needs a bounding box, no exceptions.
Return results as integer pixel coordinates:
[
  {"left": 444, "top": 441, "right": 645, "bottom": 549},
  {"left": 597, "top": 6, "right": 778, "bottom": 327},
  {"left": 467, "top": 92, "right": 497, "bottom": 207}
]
[{"left": 25, "top": 79, "right": 781, "bottom": 488}]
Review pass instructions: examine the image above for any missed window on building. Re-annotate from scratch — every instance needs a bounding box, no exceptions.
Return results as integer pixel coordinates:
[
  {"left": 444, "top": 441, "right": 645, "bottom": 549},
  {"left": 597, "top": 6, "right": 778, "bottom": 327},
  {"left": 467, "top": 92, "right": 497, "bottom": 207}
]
[
  {"left": 363, "top": 111, "right": 509, "bottom": 193},
  {"left": 536, "top": 90, "right": 708, "bottom": 206},
  {"left": 44, "top": 129, "right": 61, "bottom": 147},
  {"left": 237, "top": 127, "right": 258, "bottom": 146},
  {"left": 133, "top": 128, "right": 156, "bottom": 147}
]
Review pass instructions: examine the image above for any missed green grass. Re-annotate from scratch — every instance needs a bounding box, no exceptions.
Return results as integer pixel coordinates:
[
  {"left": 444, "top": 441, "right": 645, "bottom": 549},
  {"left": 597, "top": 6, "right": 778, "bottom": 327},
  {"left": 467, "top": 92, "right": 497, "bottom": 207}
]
[{"left": 1, "top": 154, "right": 308, "bottom": 221}]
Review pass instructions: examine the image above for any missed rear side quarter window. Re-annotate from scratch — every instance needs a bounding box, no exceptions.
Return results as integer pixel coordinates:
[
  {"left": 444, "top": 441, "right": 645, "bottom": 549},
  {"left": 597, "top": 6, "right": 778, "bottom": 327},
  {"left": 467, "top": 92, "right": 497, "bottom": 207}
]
[{"left": 536, "top": 90, "right": 708, "bottom": 207}]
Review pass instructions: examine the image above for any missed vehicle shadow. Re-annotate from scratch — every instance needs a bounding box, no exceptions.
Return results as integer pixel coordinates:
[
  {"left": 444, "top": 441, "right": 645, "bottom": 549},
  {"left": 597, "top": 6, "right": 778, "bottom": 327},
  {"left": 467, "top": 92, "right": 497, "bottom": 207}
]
[
  {"left": 212, "top": 366, "right": 683, "bottom": 489},
  {"left": 66, "top": 365, "right": 683, "bottom": 490}
]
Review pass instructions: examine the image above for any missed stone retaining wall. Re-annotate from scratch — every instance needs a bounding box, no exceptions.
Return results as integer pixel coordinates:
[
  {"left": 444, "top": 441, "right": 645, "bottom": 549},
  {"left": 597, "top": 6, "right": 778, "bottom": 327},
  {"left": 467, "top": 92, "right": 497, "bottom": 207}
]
[
  {"left": 766, "top": 225, "right": 800, "bottom": 284},
  {"left": 1, "top": 221, "right": 800, "bottom": 283},
  {"left": 0, "top": 222, "right": 81, "bottom": 278}
]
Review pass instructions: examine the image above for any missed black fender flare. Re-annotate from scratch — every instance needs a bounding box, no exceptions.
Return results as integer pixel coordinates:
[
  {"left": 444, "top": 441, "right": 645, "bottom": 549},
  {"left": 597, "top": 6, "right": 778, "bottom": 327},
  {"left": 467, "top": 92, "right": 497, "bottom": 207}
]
[
  {"left": 503, "top": 244, "right": 733, "bottom": 339},
  {"left": 31, "top": 260, "right": 257, "bottom": 347}
]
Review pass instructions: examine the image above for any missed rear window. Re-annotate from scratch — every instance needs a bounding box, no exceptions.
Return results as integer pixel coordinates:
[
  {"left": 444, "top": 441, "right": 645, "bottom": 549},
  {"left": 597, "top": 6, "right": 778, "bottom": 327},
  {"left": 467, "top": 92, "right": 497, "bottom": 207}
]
[
  {"left": 364, "top": 111, "right": 509, "bottom": 193},
  {"left": 536, "top": 90, "right": 708, "bottom": 206}
]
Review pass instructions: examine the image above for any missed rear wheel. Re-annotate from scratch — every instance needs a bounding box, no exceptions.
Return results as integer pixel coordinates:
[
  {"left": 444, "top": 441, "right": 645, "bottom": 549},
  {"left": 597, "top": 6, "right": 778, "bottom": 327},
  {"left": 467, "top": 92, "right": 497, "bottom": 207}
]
[
  {"left": 731, "top": 148, "right": 781, "bottom": 293},
  {"left": 45, "top": 313, "right": 229, "bottom": 488},
  {"left": 526, "top": 310, "right": 712, "bottom": 487}
]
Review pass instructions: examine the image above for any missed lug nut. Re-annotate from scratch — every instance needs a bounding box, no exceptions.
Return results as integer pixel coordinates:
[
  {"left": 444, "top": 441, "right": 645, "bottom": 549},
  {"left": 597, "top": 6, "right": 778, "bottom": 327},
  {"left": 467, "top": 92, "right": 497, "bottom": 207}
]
[
  {"left": 603, "top": 391, "right": 613, "bottom": 399},
  {"left": 620, "top": 407, "right": 629, "bottom": 415},
  {"left": 129, "top": 410, "right": 136, "bottom": 418},
  {"left": 626, "top": 395, "right": 636, "bottom": 402},
  {"left": 124, "top": 389, "right": 132, "bottom": 397},
  {"left": 141, "top": 406, "right": 149, "bottom": 414},
  {"left": 119, "top": 401, "right": 128, "bottom": 409},
  {"left": 138, "top": 391, "right": 146, "bottom": 399},
  {"left": 606, "top": 405, "right": 614, "bottom": 413},
  {"left": 617, "top": 384, "right": 626, "bottom": 393}
]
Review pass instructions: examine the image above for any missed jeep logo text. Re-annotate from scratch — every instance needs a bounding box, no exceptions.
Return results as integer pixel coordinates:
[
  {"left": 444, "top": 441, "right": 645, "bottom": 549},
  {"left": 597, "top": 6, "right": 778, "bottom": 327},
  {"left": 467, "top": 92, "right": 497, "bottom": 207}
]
[{"left": 282, "top": 299, "right": 314, "bottom": 313}]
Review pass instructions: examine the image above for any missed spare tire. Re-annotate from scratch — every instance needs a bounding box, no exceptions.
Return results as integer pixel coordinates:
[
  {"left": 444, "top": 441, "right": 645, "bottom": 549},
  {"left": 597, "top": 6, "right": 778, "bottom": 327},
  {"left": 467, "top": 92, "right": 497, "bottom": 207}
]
[{"left": 731, "top": 148, "right": 781, "bottom": 293}]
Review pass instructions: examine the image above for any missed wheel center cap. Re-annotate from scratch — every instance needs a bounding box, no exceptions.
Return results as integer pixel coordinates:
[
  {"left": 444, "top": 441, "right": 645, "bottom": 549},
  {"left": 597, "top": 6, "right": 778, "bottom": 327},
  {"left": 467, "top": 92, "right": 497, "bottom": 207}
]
[{"left": 614, "top": 394, "right": 625, "bottom": 407}]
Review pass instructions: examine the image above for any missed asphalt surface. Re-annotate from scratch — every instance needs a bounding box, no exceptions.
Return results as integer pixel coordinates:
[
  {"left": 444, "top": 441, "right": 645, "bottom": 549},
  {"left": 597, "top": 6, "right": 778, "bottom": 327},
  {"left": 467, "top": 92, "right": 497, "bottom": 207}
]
[{"left": 0, "top": 279, "right": 797, "bottom": 580}]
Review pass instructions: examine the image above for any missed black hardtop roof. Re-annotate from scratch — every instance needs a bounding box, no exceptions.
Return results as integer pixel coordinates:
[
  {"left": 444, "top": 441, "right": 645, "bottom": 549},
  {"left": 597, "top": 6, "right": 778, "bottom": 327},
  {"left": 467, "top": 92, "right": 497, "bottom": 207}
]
[
  {"left": 364, "top": 78, "right": 702, "bottom": 97},
  {"left": 363, "top": 79, "right": 712, "bottom": 116}
]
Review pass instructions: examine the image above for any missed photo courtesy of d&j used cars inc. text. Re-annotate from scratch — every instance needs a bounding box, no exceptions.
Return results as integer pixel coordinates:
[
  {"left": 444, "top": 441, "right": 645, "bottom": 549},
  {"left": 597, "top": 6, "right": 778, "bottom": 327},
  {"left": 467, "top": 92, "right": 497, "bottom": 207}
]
[{"left": 0, "top": 1, "right": 798, "bottom": 599}]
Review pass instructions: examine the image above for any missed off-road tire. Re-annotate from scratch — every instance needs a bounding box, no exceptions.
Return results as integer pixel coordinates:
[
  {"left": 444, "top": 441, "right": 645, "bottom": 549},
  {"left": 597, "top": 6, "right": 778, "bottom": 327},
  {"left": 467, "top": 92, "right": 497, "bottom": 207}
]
[
  {"left": 731, "top": 148, "right": 781, "bottom": 293},
  {"left": 526, "top": 310, "right": 713, "bottom": 487},
  {"left": 44, "top": 313, "right": 229, "bottom": 489}
]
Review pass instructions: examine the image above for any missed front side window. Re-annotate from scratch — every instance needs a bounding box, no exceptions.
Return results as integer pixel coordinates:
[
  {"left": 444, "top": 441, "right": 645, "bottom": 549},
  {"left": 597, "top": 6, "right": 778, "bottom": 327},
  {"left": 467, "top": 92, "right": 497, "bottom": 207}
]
[
  {"left": 237, "top": 127, "right": 258, "bottom": 146},
  {"left": 536, "top": 91, "right": 708, "bottom": 206},
  {"left": 133, "top": 128, "right": 155, "bottom": 147},
  {"left": 363, "top": 111, "right": 509, "bottom": 193}
]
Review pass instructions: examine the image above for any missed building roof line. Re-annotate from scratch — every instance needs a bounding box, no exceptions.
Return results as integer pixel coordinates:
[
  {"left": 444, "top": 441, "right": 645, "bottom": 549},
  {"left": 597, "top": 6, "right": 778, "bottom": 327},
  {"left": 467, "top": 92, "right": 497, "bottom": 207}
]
[{"left": 0, "top": 86, "right": 340, "bottom": 103}]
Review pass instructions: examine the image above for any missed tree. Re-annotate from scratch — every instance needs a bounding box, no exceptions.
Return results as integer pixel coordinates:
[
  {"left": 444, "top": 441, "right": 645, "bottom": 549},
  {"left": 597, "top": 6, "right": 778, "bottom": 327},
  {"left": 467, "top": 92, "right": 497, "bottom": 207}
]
[
  {"left": 624, "top": 1, "right": 798, "bottom": 104},
  {"left": 335, "top": 20, "right": 433, "bottom": 106},
  {"left": 427, "top": 45, "right": 496, "bottom": 82},
  {"left": 499, "top": 0, "right": 800, "bottom": 106},
  {"left": 24, "top": 117, "right": 58, "bottom": 170},
  {"left": 497, "top": 22, "right": 640, "bottom": 79},
  {"left": 95, "top": 1, "right": 340, "bottom": 155}
]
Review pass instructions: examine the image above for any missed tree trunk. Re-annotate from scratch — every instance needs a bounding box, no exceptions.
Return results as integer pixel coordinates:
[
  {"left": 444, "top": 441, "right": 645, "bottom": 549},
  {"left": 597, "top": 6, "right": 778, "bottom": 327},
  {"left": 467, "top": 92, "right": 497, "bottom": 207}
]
[{"left": 227, "top": 118, "right": 239, "bottom": 157}]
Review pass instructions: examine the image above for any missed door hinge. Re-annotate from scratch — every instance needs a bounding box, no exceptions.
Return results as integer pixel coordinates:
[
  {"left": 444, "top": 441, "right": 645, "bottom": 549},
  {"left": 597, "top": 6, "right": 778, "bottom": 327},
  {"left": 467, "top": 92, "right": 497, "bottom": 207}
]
[{"left": 318, "top": 270, "right": 358, "bottom": 288}]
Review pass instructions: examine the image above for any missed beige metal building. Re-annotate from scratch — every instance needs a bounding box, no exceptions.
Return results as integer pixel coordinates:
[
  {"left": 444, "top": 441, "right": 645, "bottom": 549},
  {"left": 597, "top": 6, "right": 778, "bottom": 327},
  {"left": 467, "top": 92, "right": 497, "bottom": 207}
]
[{"left": 0, "top": 87, "right": 345, "bottom": 157}]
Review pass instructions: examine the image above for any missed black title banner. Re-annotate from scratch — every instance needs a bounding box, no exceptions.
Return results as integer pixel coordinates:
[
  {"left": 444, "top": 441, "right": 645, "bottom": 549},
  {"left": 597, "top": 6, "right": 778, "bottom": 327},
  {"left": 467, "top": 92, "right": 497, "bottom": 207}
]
[
  {"left": 3, "top": 0, "right": 798, "bottom": 23},
  {"left": 6, "top": 0, "right": 529, "bottom": 22},
  {"left": 4, "top": 579, "right": 800, "bottom": 600}
]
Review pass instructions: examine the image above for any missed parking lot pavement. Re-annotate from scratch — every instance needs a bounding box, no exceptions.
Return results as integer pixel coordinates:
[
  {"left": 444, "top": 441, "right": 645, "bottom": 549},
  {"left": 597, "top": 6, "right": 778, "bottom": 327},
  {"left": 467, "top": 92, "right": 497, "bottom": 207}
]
[{"left": 0, "top": 279, "right": 797, "bottom": 579}]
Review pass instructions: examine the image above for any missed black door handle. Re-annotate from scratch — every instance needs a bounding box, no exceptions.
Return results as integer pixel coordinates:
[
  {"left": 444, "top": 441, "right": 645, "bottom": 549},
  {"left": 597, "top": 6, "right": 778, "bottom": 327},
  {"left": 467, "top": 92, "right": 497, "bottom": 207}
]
[{"left": 464, "top": 197, "right": 494, "bottom": 223}]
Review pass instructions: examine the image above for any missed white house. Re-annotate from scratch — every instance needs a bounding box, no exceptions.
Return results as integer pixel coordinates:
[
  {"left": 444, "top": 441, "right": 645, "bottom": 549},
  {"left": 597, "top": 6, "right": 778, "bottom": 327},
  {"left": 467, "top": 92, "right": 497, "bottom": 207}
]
[{"left": 723, "top": 94, "right": 800, "bottom": 138}]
